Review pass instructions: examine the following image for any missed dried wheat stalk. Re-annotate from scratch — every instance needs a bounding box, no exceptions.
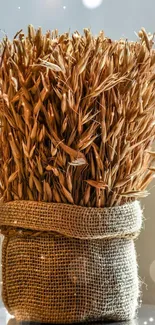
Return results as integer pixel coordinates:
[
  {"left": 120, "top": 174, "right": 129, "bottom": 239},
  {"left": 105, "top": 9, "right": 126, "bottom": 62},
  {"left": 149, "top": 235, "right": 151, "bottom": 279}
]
[{"left": 0, "top": 26, "right": 155, "bottom": 207}]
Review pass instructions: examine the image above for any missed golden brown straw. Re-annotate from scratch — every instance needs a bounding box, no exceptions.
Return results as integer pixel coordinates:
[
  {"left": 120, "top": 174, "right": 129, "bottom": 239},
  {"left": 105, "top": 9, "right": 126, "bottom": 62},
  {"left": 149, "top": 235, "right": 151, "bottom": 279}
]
[{"left": 0, "top": 26, "right": 155, "bottom": 207}]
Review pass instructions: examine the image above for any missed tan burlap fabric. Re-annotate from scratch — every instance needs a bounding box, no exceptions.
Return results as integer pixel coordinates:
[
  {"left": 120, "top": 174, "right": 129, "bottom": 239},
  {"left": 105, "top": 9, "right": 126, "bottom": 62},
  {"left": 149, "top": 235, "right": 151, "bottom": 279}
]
[{"left": 0, "top": 200, "right": 142, "bottom": 323}]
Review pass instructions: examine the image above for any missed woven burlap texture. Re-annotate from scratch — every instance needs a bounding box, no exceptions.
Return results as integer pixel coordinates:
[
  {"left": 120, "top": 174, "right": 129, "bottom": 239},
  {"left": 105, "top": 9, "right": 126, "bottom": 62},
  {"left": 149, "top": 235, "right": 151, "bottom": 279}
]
[{"left": 0, "top": 200, "right": 142, "bottom": 324}]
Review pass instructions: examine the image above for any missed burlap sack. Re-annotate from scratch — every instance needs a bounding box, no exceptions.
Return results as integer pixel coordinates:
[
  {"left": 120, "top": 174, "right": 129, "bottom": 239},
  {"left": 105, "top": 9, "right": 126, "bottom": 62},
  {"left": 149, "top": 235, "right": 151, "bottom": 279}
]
[{"left": 0, "top": 200, "right": 142, "bottom": 324}]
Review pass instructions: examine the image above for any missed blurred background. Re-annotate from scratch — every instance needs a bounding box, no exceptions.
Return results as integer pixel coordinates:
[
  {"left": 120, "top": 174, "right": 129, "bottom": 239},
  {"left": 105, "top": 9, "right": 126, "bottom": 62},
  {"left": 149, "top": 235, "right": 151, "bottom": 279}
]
[
  {"left": 0, "top": 0, "right": 155, "bottom": 40},
  {"left": 0, "top": 0, "right": 155, "bottom": 305}
]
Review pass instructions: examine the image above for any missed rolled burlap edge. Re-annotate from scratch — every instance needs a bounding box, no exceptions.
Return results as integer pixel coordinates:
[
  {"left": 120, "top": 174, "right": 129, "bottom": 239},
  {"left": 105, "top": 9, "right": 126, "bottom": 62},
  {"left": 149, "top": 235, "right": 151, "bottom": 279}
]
[{"left": 0, "top": 200, "right": 142, "bottom": 239}]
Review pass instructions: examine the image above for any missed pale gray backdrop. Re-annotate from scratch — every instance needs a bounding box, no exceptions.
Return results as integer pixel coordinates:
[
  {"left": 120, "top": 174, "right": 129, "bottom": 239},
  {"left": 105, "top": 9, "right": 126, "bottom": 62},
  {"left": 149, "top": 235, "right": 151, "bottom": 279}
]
[{"left": 0, "top": 0, "right": 155, "bottom": 305}]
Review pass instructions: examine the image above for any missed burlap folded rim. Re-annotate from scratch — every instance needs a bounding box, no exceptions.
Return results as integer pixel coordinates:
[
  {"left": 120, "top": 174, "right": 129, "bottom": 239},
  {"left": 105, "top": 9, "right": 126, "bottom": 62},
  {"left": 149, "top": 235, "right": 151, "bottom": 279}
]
[{"left": 0, "top": 200, "right": 142, "bottom": 239}]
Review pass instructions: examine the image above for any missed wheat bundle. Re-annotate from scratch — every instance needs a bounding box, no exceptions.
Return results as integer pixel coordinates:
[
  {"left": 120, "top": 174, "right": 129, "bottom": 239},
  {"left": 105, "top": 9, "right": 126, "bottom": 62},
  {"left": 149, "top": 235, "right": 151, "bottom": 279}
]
[
  {"left": 0, "top": 27, "right": 155, "bottom": 323},
  {"left": 0, "top": 26, "right": 155, "bottom": 207}
]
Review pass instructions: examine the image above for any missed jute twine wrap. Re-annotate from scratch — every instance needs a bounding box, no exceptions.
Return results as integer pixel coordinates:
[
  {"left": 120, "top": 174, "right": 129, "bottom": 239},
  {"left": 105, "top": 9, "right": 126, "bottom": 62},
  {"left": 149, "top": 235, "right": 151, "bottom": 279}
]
[{"left": 0, "top": 200, "right": 142, "bottom": 323}]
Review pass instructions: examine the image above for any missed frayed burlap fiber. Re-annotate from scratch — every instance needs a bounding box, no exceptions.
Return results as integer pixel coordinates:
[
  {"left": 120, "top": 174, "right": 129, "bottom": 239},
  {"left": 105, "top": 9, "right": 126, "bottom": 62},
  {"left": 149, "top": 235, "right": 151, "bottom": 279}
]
[{"left": 0, "top": 200, "right": 142, "bottom": 323}]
